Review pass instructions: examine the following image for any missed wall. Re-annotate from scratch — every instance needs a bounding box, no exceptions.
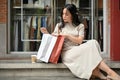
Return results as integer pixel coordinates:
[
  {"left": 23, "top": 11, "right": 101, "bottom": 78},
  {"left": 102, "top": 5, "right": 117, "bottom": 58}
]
[
  {"left": 0, "top": 0, "right": 7, "bottom": 23},
  {"left": 0, "top": 0, "right": 7, "bottom": 56},
  {"left": 110, "top": 0, "right": 120, "bottom": 61}
]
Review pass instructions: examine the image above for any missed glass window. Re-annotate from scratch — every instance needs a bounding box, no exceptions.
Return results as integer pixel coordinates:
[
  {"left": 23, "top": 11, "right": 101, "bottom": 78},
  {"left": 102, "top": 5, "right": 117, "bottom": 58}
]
[
  {"left": 55, "top": 0, "right": 92, "bottom": 40},
  {"left": 10, "top": 0, "right": 103, "bottom": 53},
  {"left": 10, "top": 0, "right": 53, "bottom": 52},
  {"left": 55, "top": 0, "right": 103, "bottom": 51}
]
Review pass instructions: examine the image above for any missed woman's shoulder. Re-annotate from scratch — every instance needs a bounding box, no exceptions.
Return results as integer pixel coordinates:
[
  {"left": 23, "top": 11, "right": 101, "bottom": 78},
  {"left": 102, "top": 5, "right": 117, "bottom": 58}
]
[
  {"left": 56, "top": 22, "right": 62, "bottom": 25},
  {"left": 77, "top": 23, "right": 84, "bottom": 29},
  {"left": 78, "top": 23, "right": 84, "bottom": 27},
  {"left": 55, "top": 22, "right": 62, "bottom": 27}
]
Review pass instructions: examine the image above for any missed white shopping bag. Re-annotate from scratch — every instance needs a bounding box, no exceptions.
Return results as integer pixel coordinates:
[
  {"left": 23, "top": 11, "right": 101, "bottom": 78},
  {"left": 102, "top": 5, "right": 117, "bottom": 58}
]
[{"left": 37, "top": 34, "right": 57, "bottom": 63}]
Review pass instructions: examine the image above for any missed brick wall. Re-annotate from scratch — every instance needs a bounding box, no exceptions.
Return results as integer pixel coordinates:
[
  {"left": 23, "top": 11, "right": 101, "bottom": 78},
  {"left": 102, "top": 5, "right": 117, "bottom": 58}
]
[{"left": 0, "top": 0, "right": 7, "bottom": 23}]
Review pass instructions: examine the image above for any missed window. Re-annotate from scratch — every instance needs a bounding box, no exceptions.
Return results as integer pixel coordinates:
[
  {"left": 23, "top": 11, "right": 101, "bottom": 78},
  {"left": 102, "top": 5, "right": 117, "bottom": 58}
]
[{"left": 10, "top": 0, "right": 53, "bottom": 52}]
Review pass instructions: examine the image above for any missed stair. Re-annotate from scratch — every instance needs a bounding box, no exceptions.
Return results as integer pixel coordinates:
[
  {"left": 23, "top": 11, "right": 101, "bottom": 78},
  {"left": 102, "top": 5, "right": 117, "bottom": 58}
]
[
  {"left": 0, "top": 59, "right": 120, "bottom": 78},
  {"left": 0, "top": 59, "right": 73, "bottom": 77}
]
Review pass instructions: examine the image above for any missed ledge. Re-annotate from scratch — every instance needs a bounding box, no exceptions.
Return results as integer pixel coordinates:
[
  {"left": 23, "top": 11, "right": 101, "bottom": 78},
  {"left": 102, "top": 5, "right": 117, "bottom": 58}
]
[
  {"left": 0, "top": 63, "right": 67, "bottom": 69},
  {"left": 0, "top": 59, "right": 120, "bottom": 69},
  {"left": 0, "top": 59, "right": 67, "bottom": 69}
]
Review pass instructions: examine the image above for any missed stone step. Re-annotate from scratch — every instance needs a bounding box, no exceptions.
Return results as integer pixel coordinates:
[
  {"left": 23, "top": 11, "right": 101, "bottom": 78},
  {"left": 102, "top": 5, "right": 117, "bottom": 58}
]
[
  {"left": 0, "top": 76, "right": 83, "bottom": 80},
  {"left": 0, "top": 68, "right": 73, "bottom": 77},
  {"left": 0, "top": 63, "right": 67, "bottom": 69},
  {"left": 0, "top": 58, "right": 120, "bottom": 69},
  {"left": 0, "top": 60, "right": 73, "bottom": 77},
  {"left": 0, "top": 59, "right": 120, "bottom": 77}
]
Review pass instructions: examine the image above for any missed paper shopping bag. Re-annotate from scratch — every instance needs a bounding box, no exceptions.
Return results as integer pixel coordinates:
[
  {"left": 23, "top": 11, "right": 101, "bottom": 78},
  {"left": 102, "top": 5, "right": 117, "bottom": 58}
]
[
  {"left": 49, "top": 35, "right": 64, "bottom": 64},
  {"left": 37, "top": 34, "right": 57, "bottom": 63}
]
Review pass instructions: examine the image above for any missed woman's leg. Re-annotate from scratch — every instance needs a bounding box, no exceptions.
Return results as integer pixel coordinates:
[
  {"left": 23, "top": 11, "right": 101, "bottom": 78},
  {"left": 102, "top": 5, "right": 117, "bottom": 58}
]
[
  {"left": 98, "top": 60, "right": 120, "bottom": 78},
  {"left": 92, "top": 67, "right": 107, "bottom": 79}
]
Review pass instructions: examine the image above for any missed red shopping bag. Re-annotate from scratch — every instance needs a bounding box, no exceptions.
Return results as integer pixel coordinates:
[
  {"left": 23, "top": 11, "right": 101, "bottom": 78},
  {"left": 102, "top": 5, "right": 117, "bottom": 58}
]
[{"left": 49, "top": 35, "right": 64, "bottom": 64}]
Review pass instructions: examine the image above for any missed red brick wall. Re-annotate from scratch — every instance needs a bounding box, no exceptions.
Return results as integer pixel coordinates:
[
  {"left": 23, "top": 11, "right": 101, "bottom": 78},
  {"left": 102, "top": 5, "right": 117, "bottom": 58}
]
[{"left": 0, "top": 0, "right": 7, "bottom": 23}]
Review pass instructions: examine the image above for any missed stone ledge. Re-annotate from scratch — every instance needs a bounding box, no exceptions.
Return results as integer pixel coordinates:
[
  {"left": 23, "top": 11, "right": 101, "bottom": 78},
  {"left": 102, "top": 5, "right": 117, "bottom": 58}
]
[
  {"left": 0, "top": 59, "right": 120, "bottom": 69},
  {"left": 105, "top": 60, "right": 120, "bottom": 68},
  {"left": 0, "top": 63, "right": 67, "bottom": 69}
]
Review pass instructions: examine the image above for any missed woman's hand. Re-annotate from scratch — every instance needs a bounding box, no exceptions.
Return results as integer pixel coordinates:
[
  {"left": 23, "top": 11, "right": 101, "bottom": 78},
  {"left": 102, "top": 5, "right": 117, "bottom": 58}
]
[
  {"left": 60, "top": 34, "right": 68, "bottom": 38},
  {"left": 40, "top": 27, "right": 49, "bottom": 34}
]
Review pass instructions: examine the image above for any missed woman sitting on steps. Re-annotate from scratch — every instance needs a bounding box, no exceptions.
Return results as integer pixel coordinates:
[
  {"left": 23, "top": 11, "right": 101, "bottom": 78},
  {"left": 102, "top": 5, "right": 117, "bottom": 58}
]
[{"left": 40, "top": 4, "right": 120, "bottom": 80}]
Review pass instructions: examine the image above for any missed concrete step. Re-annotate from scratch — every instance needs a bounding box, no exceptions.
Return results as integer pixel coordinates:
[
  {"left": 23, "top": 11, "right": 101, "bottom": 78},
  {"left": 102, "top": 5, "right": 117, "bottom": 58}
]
[
  {"left": 0, "top": 63, "right": 67, "bottom": 69},
  {"left": 0, "top": 59, "right": 120, "bottom": 77},
  {"left": 0, "top": 68, "right": 73, "bottom": 77},
  {"left": 0, "top": 76, "right": 84, "bottom": 80},
  {"left": 0, "top": 59, "right": 73, "bottom": 77},
  {"left": 0, "top": 58, "right": 120, "bottom": 69}
]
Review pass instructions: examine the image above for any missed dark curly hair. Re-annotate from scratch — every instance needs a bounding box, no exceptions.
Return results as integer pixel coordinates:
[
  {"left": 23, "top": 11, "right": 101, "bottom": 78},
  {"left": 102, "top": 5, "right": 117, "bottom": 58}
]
[{"left": 59, "top": 4, "right": 82, "bottom": 29}]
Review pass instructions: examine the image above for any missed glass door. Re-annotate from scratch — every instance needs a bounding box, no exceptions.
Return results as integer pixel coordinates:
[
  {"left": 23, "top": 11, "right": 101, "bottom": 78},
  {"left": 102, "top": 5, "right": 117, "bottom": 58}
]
[
  {"left": 79, "top": 0, "right": 92, "bottom": 40},
  {"left": 95, "top": 0, "right": 103, "bottom": 51},
  {"left": 98, "top": 0, "right": 103, "bottom": 51}
]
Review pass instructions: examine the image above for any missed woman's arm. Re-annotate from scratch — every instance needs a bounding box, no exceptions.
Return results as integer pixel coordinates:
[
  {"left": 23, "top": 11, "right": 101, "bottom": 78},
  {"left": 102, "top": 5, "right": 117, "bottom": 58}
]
[{"left": 63, "top": 34, "right": 84, "bottom": 44}]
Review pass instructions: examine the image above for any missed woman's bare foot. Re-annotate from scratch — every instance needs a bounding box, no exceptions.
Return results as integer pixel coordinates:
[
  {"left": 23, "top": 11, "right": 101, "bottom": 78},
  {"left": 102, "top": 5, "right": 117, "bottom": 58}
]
[
  {"left": 107, "top": 70, "right": 120, "bottom": 80},
  {"left": 107, "top": 75, "right": 120, "bottom": 80}
]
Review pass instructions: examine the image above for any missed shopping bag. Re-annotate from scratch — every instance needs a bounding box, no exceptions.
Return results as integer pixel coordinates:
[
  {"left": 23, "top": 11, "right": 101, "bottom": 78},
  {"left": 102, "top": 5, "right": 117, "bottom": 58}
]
[
  {"left": 37, "top": 34, "right": 57, "bottom": 63},
  {"left": 49, "top": 35, "right": 64, "bottom": 64}
]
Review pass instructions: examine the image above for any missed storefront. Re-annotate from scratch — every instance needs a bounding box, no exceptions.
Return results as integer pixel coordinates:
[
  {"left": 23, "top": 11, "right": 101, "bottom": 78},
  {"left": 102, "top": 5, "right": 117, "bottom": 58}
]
[{"left": 0, "top": 0, "right": 119, "bottom": 61}]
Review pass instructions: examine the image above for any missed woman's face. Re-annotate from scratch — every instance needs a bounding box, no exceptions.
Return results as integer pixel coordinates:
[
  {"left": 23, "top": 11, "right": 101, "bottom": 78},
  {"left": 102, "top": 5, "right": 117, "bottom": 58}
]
[{"left": 62, "top": 8, "right": 72, "bottom": 23}]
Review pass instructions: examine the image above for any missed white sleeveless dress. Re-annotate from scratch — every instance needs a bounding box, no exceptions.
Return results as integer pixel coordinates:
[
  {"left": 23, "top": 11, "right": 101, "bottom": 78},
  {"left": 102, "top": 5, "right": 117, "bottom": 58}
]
[{"left": 53, "top": 23, "right": 102, "bottom": 79}]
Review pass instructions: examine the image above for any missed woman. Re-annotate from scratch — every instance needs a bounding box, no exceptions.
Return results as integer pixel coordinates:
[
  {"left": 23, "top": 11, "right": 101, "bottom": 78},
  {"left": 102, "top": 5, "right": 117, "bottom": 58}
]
[{"left": 41, "top": 4, "right": 120, "bottom": 80}]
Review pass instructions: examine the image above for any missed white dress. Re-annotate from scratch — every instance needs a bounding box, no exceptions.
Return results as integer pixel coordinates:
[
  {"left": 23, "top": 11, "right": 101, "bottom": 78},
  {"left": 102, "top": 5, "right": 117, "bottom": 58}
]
[{"left": 53, "top": 23, "right": 102, "bottom": 79}]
